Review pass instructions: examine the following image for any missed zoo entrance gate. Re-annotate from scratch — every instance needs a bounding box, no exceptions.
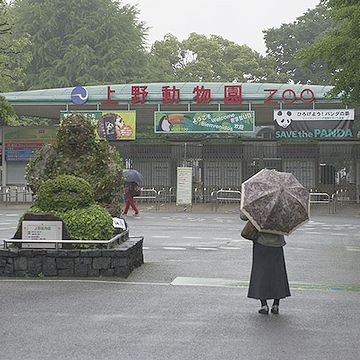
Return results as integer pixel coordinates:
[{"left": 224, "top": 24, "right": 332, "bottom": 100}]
[{"left": 117, "top": 141, "right": 360, "bottom": 203}]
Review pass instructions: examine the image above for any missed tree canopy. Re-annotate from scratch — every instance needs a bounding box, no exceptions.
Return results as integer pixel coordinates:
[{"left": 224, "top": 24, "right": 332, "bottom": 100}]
[
  {"left": 3, "top": 0, "right": 341, "bottom": 93},
  {"left": 0, "top": 95, "right": 18, "bottom": 125},
  {"left": 264, "top": 2, "right": 333, "bottom": 85},
  {"left": 0, "top": 0, "right": 31, "bottom": 92},
  {"left": 10, "top": 0, "right": 148, "bottom": 89},
  {"left": 143, "top": 33, "right": 287, "bottom": 83},
  {"left": 299, "top": 0, "right": 360, "bottom": 104}
]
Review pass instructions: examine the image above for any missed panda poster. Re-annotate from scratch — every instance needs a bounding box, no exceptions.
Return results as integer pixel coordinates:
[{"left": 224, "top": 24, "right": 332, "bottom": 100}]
[
  {"left": 274, "top": 109, "right": 355, "bottom": 139},
  {"left": 60, "top": 111, "right": 136, "bottom": 140}
]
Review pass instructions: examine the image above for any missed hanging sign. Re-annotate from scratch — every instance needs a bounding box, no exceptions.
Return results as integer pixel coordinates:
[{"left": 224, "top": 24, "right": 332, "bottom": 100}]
[
  {"left": 60, "top": 111, "right": 136, "bottom": 140},
  {"left": 274, "top": 109, "right": 355, "bottom": 139},
  {"left": 155, "top": 111, "right": 255, "bottom": 133}
]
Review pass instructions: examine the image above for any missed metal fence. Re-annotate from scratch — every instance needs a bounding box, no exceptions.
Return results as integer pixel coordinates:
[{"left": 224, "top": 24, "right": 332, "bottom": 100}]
[
  {"left": 2, "top": 142, "right": 357, "bottom": 207},
  {"left": 0, "top": 186, "right": 34, "bottom": 205},
  {"left": 119, "top": 141, "right": 360, "bottom": 203}
]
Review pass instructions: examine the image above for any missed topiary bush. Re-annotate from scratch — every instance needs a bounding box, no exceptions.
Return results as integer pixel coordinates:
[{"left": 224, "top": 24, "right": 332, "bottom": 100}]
[
  {"left": 22, "top": 175, "right": 115, "bottom": 248},
  {"left": 26, "top": 113, "right": 124, "bottom": 213},
  {"left": 61, "top": 205, "right": 113, "bottom": 242},
  {"left": 36, "top": 175, "right": 94, "bottom": 212},
  {"left": 25, "top": 205, "right": 114, "bottom": 248}
]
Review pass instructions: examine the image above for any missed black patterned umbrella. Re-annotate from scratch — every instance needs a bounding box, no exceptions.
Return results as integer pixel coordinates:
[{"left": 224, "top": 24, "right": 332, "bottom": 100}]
[{"left": 240, "top": 169, "right": 310, "bottom": 235}]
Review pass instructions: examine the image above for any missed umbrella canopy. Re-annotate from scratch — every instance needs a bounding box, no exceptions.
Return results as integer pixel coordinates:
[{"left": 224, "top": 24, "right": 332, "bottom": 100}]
[
  {"left": 240, "top": 169, "right": 310, "bottom": 235},
  {"left": 123, "top": 169, "right": 144, "bottom": 184}
]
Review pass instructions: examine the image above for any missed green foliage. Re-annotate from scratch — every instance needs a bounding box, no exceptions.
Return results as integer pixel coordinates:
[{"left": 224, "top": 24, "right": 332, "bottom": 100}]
[
  {"left": 56, "top": 114, "right": 97, "bottom": 155},
  {"left": 26, "top": 114, "right": 124, "bottom": 206},
  {"left": 299, "top": 0, "right": 360, "bottom": 104},
  {"left": 16, "top": 116, "right": 57, "bottom": 126},
  {"left": 61, "top": 205, "right": 114, "bottom": 242},
  {"left": 25, "top": 144, "right": 57, "bottom": 194},
  {"left": 143, "top": 33, "right": 286, "bottom": 83},
  {"left": 10, "top": 0, "right": 148, "bottom": 89},
  {"left": 25, "top": 174, "right": 114, "bottom": 246},
  {"left": 0, "top": 96, "right": 18, "bottom": 125},
  {"left": 264, "top": 3, "right": 333, "bottom": 85},
  {"left": 0, "top": 1, "right": 31, "bottom": 92},
  {"left": 36, "top": 175, "right": 95, "bottom": 212},
  {"left": 26, "top": 204, "right": 114, "bottom": 247}
]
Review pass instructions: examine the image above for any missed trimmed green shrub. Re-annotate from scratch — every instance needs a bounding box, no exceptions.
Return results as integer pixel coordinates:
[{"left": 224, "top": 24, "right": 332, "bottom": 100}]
[
  {"left": 61, "top": 205, "right": 114, "bottom": 242},
  {"left": 26, "top": 113, "right": 124, "bottom": 209},
  {"left": 22, "top": 174, "right": 115, "bottom": 248},
  {"left": 36, "top": 175, "right": 94, "bottom": 212},
  {"left": 24, "top": 204, "right": 114, "bottom": 248},
  {"left": 56, "top": 114, "right": 98, "bottom": 155}
]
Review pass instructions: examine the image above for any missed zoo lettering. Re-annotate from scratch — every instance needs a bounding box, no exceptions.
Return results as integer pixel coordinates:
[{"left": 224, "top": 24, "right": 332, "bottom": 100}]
[
  {"left": 264, "top": 88, "right": 315, "bottom": 104},
  {"left": 101, "top": 85, "right": 316, "bottom": 105},
  {"left": 275, "top": 129, "right": 353, "bottom": 139}
]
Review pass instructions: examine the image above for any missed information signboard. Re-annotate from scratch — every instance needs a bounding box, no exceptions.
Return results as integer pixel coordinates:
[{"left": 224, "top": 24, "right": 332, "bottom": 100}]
[
  {"left": 176, "top": 167, "right": 192, "bottom": 206},
  {"left": 22, "top": 221, "right": 63, "bottom": 249}
]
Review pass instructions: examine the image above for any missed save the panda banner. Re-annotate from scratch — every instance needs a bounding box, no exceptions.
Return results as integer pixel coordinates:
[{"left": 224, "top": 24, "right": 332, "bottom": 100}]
[{"left": 274, "top": 109, "right": 355, "bottom": 139}]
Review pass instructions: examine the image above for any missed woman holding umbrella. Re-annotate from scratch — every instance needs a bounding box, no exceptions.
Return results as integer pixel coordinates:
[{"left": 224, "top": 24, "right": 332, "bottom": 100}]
[
  {"left": 240, "top": 169, "right": 310, "bottom": 315},
  {"left": 241, "top": 212, "right": 290, "bottom": 314},
  {"left": 122, "top": 169, "right": 143, "bottom": 216}
]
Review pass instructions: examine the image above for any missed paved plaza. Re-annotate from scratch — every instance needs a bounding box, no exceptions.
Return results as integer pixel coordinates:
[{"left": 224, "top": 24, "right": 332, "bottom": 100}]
[{"left": 0, "top": 204, "right": 359, "bottom": 360}]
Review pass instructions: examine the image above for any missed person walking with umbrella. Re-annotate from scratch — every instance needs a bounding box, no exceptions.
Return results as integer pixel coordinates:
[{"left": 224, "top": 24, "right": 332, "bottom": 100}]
[
  {"left": 240, "top": 169, "right": 310, "bottom": 315},
  {"left": 122, "top": 169, "right": 144, "bottom": 216}
]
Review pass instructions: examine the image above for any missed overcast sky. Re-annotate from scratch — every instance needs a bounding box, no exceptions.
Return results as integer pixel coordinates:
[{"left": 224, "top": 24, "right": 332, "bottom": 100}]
[{"left": 125, "top": 0, "right": 320, "bottom": 54}]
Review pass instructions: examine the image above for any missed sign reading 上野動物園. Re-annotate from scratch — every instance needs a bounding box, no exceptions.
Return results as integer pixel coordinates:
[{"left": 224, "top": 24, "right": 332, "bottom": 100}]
[
  {"left": 22, "top": 221, "right": 63, "bottom": 249},
  {"left": 154, "top": 111, "right": 255, "bottom": 133},
  {"left": 273, "top": 109, "right": 355, "bottom": 139},
  {"left": 60, "top": 111, "right": 136, "bottom": 140}
]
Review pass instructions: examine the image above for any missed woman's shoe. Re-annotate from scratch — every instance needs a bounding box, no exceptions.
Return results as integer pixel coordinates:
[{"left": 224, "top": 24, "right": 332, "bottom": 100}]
[
  {"left": 271, "top": 305, "right": 279, "bottom": 314},
  {"left": 258, "top": 305, "right": 269, "bottom": 314}
]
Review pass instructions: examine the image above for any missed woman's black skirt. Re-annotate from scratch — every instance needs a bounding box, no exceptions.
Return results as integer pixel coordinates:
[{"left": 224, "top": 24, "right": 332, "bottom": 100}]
[{"left": 248, "top": 242, "right": 291, "bottom": 300}]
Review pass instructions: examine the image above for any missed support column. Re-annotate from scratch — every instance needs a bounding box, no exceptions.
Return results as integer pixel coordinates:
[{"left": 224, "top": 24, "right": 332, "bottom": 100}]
[
  {"left": 1, "top": 127, "right": 6, "bottom": 187},
  {"left": 356, "top": 160, "right": 360, "bottom": 204}
]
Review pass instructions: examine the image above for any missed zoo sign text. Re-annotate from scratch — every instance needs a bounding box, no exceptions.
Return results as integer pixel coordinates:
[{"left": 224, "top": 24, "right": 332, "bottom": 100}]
[
  {"left": 88, "top": 85, "right": 317, "bottom": 106},
  {"left": 264, "top": 88, "right": 315, "bottom": 105}
]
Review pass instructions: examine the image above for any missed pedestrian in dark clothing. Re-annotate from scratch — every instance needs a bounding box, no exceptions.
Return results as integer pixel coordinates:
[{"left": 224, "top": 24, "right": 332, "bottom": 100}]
[
  {"left": 122, "top": 181, "right": 139, "bottom": 216},
  {"left": 240, "top": 211, "right": 291, "bottom": 315}
]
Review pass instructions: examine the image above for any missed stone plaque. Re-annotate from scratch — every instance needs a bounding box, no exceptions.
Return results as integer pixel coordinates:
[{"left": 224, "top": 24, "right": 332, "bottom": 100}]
[{"left": 22, "top": 221, "right": 63, "bottom": 248}]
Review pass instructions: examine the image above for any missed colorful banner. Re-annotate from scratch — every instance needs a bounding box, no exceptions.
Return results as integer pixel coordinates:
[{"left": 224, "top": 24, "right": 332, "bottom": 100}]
[
  {"left": 60, "top": 111, "right": 136, "bottom": 140},
  {"left": 5, "top": 142, "right": 47, "bottom": 161},
  {"left": 4, "top": 128, "right": 57, "bottom": 161},
  {"left": 154, "top": 111, "right": 255, "bottom": 133},
  {"left": 274, "top": 109, "right": 355, "bottom": 139}
]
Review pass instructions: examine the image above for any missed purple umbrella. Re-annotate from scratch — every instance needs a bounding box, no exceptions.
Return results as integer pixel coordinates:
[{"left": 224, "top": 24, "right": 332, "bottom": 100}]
[{"left": 122, "top": 169, "right": 144, "bottom": 184}]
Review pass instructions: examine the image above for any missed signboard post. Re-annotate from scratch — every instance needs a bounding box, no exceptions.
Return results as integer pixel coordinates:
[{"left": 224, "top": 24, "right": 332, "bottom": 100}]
[
  {"left": 176, "top": 167, "right": 192, "bottom": 208},
  {"left": 22, "top": 221, "right": 63, "bottom": 249}
]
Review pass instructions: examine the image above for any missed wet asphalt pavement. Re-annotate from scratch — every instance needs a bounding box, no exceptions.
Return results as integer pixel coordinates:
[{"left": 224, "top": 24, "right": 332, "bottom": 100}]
[{"left": 0, "top": 205, "right": 359, "bottom": 360}]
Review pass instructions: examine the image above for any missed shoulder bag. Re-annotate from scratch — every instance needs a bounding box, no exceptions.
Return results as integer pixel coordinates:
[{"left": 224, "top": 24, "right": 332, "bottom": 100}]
[{"left": 241, "top": 220, "right": 259, "bottom": 241}]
